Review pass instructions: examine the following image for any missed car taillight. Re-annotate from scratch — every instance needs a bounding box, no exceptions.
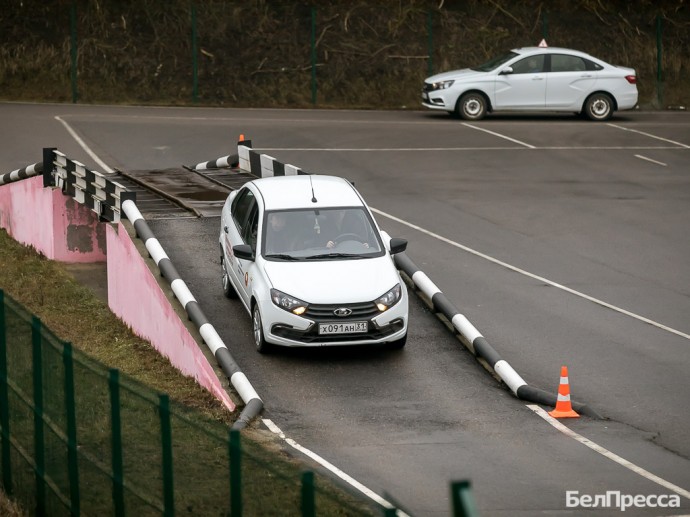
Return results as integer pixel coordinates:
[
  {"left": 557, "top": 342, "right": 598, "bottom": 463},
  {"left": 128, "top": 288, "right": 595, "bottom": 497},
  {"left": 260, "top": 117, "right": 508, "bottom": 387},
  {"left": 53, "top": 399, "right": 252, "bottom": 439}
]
[{"left": 625, "top": 75, "right": 637, "bottom": 84}]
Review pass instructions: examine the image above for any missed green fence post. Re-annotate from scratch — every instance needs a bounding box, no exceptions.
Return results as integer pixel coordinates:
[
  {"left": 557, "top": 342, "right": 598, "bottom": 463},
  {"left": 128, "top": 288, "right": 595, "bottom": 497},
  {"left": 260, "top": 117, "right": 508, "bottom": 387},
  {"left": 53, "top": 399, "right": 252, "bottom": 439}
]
[
  {"left": 191, "top": 2, "right": 199, "bottom": 103},
  {"left": 301, "top": 471, "right": 315, "bottom": 517},
  {"left": 229, "top": 429, "right": 242, "bottom": 516},
  {"left": 541, "top": 11, "right": 549, "bottom": 40},
  {"left": 310, "top": 6, "right": 317, "bottom": 105},
  {"left": 0, "top": 290, "right": 12, "bottom": 495},
  {"left": 159, "top": 394, "right": 174, "bottom": 517},
  {"left": 656, "top": 14, "right": 663, "bottom": 108},
  {"left": 63, "top": 342, "right": 80, "bottom": 516},
  {"left": 70, "top": 0, "right": 78, "bottom": 103},
  {"left": 451, "top": 480, "right": 479, "bottom": 517},
  {"left": 109, "top": 369, "right": 125, "bottom": 517},
  {"left": 32, "top": 316, "right": 46, "bottom": 515},
  {"left": 427, "top": 11, "right": 433, "bottom": 76}
]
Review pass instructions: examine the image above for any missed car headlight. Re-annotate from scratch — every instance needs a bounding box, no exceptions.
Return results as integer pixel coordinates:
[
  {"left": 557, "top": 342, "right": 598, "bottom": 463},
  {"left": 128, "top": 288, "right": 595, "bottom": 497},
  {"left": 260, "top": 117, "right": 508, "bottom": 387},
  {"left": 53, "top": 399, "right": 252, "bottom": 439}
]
[
  {"left": 270, "top": 288, "right": 308, "bottom": 315},
  {"left": 375, "top": 283, "right": 402, "bottom": 312},
  {"left": 431, "top": 80, "right": 454, "bottom": 91}
]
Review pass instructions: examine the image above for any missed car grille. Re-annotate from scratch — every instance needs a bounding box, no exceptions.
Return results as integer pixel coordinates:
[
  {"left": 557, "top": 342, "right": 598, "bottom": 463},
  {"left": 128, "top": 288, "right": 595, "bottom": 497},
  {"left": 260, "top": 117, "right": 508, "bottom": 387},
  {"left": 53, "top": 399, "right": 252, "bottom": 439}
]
[{"left": 304, "top": 301, "right": 379, "bottom": 321}]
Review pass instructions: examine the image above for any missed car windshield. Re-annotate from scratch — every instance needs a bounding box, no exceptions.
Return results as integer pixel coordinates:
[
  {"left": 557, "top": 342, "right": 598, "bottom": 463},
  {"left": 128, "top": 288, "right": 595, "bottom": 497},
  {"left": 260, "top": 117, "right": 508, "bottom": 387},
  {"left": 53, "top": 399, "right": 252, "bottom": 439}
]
[
  {"left": 262, "top": 207, "right": 384, "bottom": 261},
  {"left": 472, "top": 51, "right": 519, "bottom": 72}
]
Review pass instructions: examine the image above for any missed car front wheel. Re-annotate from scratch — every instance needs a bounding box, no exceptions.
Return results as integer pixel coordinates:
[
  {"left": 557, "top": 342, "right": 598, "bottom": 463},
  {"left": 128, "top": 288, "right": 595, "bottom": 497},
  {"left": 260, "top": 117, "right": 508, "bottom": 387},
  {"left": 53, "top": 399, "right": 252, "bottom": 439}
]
[
  {"left": 584, "top": 93, "right": 614, "bottom": 121},
  {"left": 457, "top": 93, "right": 487, "bottom": 121},
  {"left": 252, "top": 305, "right": 271, "bottom": 353}
]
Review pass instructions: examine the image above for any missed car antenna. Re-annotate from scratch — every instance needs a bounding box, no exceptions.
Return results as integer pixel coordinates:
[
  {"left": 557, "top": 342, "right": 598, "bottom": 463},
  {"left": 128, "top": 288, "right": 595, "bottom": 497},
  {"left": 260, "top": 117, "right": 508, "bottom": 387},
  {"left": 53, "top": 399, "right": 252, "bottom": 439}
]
[{"left": 309, "top": 175, "right": 317, "bottom": 203}]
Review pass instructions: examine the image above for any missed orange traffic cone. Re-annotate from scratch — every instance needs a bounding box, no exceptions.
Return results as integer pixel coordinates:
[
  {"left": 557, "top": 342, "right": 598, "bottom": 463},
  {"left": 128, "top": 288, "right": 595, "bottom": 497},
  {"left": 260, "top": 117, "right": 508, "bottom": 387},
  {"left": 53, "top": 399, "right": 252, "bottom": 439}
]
[
  {"left": 238, "top": 134, "right": 245, "bottom": 142},
  {"left": 548, "top": 365, "right": 579, "bottom": 418}
]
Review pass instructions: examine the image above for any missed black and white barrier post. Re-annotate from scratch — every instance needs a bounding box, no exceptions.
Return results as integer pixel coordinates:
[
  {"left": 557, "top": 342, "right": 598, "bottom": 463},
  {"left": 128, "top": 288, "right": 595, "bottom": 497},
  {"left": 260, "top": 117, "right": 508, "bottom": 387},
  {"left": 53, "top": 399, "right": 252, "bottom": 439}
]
[
  {"left": 237, "top": 142, "right": 308, "bottom": 177},
  {"left": 0, "top": 161, "right": 43, "bottom": 186},
  {"left": 394, "top": 252, "right": 600, "bottom": 418},
  {"left": 121, "top": 199, "right": 263, "bottom": 429}
]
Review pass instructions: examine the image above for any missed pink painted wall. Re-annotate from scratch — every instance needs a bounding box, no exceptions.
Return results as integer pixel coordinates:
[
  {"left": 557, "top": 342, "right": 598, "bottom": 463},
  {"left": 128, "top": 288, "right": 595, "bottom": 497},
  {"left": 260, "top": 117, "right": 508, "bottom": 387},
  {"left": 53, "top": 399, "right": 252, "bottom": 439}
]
[
  {"left": 106, "top": 223, "right": 235, "bottom": 411},
  {"left": 0, "top": 176, "right": 106, "bottom": 262}
]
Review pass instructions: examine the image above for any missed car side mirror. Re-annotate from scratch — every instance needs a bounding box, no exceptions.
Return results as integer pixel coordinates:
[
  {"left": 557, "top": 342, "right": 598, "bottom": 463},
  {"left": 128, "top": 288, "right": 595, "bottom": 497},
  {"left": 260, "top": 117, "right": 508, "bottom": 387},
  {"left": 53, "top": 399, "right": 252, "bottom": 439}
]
[
  {"left": 233, "top": 244, "right": 254, "bottom": 261},
  {"left": 500, "top": 66, "right": 513, "bottom": 75},
  {"left": 388, "top": 238, "right": 407, "bottom": 255}
]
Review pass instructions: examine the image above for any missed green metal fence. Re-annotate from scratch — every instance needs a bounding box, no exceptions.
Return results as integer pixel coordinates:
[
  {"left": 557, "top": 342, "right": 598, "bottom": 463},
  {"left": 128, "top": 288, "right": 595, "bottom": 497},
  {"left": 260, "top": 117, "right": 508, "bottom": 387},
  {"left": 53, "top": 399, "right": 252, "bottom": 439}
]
[{"left": 0, "top": 289, "right": 382, "bottom": 516}]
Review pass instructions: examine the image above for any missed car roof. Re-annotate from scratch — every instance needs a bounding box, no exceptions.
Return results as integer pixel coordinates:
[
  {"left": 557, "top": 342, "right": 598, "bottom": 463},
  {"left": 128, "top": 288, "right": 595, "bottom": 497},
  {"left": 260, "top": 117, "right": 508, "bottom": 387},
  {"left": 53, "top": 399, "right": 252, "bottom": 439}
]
[
  {"left": 512, "top": 46, "right": 597, "bottom": 59},
  {"left": 251, "top": 174, "right": 364, "bottom": 211}
]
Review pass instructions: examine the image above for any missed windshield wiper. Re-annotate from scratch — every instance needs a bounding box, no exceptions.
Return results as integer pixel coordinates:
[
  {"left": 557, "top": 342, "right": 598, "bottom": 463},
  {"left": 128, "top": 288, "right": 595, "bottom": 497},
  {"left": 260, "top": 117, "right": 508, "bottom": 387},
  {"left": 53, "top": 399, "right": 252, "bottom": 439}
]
[
  {"left": 264, "top": 253, "right": 301, "bottom": 261},
  {"left": 308, "top": 253, "right": 367, "bottom": 259}
]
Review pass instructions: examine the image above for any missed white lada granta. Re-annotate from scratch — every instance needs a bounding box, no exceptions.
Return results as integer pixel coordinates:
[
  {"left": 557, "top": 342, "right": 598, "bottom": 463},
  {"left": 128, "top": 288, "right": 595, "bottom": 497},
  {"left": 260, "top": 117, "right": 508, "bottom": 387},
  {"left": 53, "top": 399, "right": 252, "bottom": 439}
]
[{"left": 219, "top": 174, "right": 409, "bottom": 353}]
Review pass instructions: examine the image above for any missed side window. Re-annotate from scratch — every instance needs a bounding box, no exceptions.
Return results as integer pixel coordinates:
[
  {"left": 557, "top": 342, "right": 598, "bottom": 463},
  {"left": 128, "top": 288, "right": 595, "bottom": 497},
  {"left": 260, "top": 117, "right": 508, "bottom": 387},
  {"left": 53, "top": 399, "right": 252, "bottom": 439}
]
[
  {"left": 511, "top": 55, "right": 544, "bottom": 74},
  {"left": 584, "top": 58, "right": 604, "bottom": 71},
  {"left": 243, "top": 206, "right": 259, "bottom": 251},
  {"left": 231, "top": 188, "right": 256, "bottom": 234},
  {"left": 551, "top": 54, "right": 587, "bottom": 72}
]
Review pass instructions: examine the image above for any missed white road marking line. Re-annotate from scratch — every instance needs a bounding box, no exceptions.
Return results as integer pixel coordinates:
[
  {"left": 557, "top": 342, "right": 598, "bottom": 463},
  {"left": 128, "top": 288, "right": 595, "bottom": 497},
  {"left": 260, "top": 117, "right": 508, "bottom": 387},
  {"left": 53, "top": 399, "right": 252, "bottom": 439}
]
[
  {"left": 371, "top": 207, "right": 690, "bottom": 341},
  {"left": 527, "top": 405, "right": 690, "bottom": 500},
  {"left": 256, "top": 146, "right": 684, "bottom": 151},
  {"left": 608, "top": 123, "right": 690, "bottom": 148},
  {"left": 461, "top": 122, "right": 536, "bottom": 148},
  {"left": 262, "top": 419, "right": 408, "bottom": 516},
  {"left": 55, "top": 116, "right": 114, "bottom": 173},
  {"left": 634, "top": 154, "right": 667, "bottom": 166}
]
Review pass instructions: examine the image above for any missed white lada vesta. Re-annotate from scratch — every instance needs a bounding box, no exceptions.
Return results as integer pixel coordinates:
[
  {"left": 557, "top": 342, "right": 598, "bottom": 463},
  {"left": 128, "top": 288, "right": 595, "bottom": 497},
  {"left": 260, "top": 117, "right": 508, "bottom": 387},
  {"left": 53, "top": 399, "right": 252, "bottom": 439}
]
[{"left": 219, "top": 174, "right": 409, "bottom": 353}]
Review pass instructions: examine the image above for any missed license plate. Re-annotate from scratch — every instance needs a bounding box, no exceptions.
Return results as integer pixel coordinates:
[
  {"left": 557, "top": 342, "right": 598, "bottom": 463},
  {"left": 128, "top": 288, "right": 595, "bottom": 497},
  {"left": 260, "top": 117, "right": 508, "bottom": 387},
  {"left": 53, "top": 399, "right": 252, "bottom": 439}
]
[{"left": 318, "top": 321, "right": 368, "bottom": 335}]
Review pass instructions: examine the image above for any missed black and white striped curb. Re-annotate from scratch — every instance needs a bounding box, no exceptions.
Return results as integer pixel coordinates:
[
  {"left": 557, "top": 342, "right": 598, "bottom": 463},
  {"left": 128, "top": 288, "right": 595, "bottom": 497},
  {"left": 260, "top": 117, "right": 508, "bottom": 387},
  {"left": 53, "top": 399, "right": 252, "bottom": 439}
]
[
  {"left": 238, "top": 142, "right": 309, "bottom": 177},
  {"left": 394, "top": 252, "right": 601, "bottom": 418},
  {"left": 121, "top": 199, "right": 263, "bottom": 429},
  {"left": 0, "top": 161, "right": 43, "bottom": 186},
  {"left": 192, "top": 153, "right": 239, "bottom": 171}
]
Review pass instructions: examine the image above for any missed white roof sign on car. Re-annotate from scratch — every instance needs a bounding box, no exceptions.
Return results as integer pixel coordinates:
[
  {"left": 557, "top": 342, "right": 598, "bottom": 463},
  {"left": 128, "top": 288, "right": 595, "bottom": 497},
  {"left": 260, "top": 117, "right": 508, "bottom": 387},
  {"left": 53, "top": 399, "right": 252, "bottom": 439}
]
[{"left": 538, "top": 39, "right": 548, "bottom": 47}]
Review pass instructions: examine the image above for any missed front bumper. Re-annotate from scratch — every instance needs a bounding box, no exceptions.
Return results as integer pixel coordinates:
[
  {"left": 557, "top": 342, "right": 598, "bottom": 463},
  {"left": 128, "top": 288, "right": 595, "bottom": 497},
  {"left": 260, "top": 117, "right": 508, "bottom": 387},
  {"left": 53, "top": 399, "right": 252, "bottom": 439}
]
[{"left": 259, "top": 291, "right": 408, "bottom": 347}]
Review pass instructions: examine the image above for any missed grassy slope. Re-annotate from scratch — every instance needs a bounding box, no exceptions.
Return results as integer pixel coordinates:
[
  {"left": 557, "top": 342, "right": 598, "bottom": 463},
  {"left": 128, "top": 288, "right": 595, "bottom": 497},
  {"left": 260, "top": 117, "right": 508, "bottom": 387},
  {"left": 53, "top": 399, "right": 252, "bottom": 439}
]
[{"left": 0, "top": 228, "right": 375, "bottom": 516}]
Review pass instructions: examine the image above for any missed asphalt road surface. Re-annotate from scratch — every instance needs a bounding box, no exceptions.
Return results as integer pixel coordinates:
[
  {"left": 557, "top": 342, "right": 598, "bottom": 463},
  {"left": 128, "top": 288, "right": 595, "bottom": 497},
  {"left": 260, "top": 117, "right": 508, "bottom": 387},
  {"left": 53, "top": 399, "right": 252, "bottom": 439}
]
[{"left": 2, "top": 103, "right": 689, "bottom": 516}]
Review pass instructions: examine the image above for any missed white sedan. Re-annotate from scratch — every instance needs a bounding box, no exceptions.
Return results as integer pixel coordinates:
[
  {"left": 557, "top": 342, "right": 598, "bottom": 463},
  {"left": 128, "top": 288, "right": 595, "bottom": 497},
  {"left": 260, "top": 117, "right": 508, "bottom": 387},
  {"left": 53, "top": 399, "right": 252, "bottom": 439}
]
[
  {"left": 422, "top": 45, "right": 638, "bottom": 121},
  {"left": 219, "top": 174, "right": 409, "bottom": 353}
]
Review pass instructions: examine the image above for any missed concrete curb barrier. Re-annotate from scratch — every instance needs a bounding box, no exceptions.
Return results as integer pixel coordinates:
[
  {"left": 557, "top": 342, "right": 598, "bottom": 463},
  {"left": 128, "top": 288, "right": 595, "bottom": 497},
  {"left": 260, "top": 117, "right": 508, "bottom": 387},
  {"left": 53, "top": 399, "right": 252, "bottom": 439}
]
[
  {"left": 192, "top": 153, "right": 239, "bottom": 171},
  {"left": 0, "top": 161, "right": 43, "bottom": 186},
  {"left": 122, "top": 198, "right": 263, "bottom": 429},
  {"left": 394, "top": 252, "right": 602, "bottom": 419}
]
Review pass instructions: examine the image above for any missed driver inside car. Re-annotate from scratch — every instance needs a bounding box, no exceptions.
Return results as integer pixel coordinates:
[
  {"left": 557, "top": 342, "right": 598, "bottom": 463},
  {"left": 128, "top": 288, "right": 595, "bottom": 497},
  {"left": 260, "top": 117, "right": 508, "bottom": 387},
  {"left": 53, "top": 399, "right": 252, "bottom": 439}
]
[{"left": 323, "top": 209, "right": 370, "bottom": 249}]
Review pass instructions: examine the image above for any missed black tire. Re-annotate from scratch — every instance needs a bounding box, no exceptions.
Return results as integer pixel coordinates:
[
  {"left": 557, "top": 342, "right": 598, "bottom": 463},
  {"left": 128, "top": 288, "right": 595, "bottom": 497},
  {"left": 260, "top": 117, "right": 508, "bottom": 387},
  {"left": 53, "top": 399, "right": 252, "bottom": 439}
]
[
  {"left": 252, "top": 305, "right": 271, "bottom": 354},
  {"left": 584, "top": 93, "right": 614, "bottom": 121},
  {"left": 457, "top": 92, "right": 487, "bottom": 121},
  {"left": 221, "top": 256, "right": 238, "bottom": 299},
  {"left": 388, "top": 333, "right": 407, "bottom": 350}
]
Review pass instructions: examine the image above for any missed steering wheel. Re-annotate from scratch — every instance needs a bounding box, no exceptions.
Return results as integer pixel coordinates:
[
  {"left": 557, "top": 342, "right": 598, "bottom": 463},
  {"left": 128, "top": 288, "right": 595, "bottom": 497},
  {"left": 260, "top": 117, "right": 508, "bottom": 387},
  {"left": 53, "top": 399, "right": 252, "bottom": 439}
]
[{"left": 333, "top": 233, "right": 365, "bottom": 244}]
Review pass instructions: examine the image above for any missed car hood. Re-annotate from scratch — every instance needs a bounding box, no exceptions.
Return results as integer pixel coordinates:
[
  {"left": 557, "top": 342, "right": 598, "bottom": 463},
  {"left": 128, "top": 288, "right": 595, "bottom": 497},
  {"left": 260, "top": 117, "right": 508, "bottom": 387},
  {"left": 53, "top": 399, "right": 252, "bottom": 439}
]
[
  {"left": 263, "top": 255, "right": 400, "bottom": 304},
  {"left": 426, "top": 68, "right": 485, "bottom": 83}
]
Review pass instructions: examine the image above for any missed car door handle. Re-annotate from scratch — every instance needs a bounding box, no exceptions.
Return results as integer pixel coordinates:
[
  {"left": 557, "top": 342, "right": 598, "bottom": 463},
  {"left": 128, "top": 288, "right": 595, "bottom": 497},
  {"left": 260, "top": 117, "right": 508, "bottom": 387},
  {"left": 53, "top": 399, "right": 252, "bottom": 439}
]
[
  {"left": 580, "top": 74, "right": 593, "bottom": 78},
  {"left": 532, "top": 77, "right": 544, "bottom": 80}
]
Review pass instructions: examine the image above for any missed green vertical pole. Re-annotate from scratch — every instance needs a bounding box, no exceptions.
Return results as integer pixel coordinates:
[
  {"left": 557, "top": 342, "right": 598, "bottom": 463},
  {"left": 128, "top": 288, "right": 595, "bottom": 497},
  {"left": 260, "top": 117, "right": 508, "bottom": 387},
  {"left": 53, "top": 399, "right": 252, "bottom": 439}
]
[
  {"left": 229, "top": 429, "right": 242, "bottom": 516},
  {"left": 63, "top": 342, "right": 80, "bottom": 516},
  {"left": 32, "top": 316, "right": 46, "bottom": 515},
  {"left": 301, "top": 471, "right": 315, "bottom": 517},
  {"left": 160, "top": 395, "right": 174, "bottom": 517},
  {"left": 109, "top": 369, "right": 125, "bottom": 517},
  {"left": 427, "top": 11, "right": 433, "bottom": 76},
  {"left": 0, "top": 290, "right": 12, "bottom": 495},
  {"left": 541, "top": 11, "right": 549, "bottom": 40},
  {"left": 310, "top": 7, "right": 317, "bottom": 105},
  {"left": 191, "top": 2, "right": 199, "bottom": 103},
  {"left": 70, "top": 1, "right": 78, "bottom": 103},
  {"left": 451, "top": 480, "right": 479, "bottom": 517},
  {"left": 656, "top": 14, "right": 663, "bottom": 108}
]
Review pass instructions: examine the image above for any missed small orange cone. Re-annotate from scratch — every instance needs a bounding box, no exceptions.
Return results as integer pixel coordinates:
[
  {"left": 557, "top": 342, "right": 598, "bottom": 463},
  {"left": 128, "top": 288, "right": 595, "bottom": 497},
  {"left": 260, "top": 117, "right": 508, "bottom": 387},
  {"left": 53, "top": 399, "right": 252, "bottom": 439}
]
[
  {"left": 548, "top": 365, "right": 579, "bottom": 418},
  {"left": 238, "top": 134, "right": 245, "bottom": 142}
]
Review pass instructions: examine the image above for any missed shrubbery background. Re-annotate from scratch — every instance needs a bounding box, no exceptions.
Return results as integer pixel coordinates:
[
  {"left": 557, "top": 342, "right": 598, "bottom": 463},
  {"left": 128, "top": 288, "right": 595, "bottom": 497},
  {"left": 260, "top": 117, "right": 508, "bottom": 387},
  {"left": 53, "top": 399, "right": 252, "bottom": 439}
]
[{"left": 1, "top": 0, "right": 688, "bottom": 109}]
